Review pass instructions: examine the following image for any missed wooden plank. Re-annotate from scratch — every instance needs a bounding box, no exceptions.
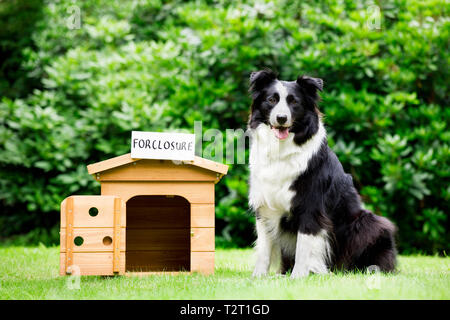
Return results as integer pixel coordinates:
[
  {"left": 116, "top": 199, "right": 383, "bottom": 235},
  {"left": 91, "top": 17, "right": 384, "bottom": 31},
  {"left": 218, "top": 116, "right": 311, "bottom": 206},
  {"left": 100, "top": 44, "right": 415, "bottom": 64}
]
[
  {"left": 60, "top": 252, "right": 125, "bottom": 276},
  {"left": 65, "top": 197, "right": 74, "bottom": 274},
  {"left": 191, "top": 227, "right": 215, "bottom": 252},
  {"left": 191, "top": 204, "right": 215, "bottom": 227},
  {"left": 97, "top": 159, "right": 218, "bottom": 182},
  {"left": 60, "top": 199, "right": 66, "bottom": 275},
  {"left": 101, "top": 181, "right": 215, "bottom": 204},
  {"left": 191, "top": 251, "right": 214, "bottom": 275},
  {"left": 59, "top": 252, "right": 65, "bottom": 276},
  {"left": 60, "top": 227, "right": 125, "bottom": 252},
  {"left": 87, "top": 153, "right": 228, "bottom": 176},
  {"left": 61, "top": 195, "right": 125, "bottom": 228},
  {"left": 126, "top": 228, "right": 190, "bottom": 251},
  {"left": 127, "top": 206, "right": 189, "bottom": 229},
  {"left": 126, "top": 271, "right": 190, "bottom": 276},
  {"left": 113, "top": 198, "right": 121, "bottom": 273},
  {"left": 187, "top": 156, "right": 228, "bottom": 175},
  {"left": 87, "top": 153, "right": 139, "bottom": 175},
  {"left": 126, "top": 250, "right": 190, "bottom": 272}
]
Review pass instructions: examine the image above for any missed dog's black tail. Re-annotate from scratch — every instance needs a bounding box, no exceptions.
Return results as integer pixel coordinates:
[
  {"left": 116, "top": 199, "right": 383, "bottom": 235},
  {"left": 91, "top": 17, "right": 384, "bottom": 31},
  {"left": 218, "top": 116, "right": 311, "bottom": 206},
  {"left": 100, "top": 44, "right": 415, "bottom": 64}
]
[{"left": 340, "top": 210, "right": 397, "bottom": 272}]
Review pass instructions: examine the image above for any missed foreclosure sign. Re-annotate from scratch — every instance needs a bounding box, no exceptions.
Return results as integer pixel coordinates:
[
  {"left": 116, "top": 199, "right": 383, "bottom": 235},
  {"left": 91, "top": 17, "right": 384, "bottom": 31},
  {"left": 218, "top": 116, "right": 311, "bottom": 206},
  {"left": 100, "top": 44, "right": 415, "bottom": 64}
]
[{"left": 131, "top": 131, "right": 195, "bottom": 161}]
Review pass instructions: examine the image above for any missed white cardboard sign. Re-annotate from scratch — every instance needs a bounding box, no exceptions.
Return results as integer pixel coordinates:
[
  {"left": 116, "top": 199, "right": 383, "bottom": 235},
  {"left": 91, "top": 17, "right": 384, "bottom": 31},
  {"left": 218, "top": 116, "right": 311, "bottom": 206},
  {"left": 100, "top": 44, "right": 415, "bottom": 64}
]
[{"left": 131, "top": 131, "right": 195, "bottom": 161}]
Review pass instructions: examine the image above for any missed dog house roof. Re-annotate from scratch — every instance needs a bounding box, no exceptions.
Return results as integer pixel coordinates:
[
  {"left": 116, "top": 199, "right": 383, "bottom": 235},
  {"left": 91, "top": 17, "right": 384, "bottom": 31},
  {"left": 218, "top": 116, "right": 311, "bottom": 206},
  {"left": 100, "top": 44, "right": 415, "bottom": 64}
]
[{"left": 87, "top": 153, "right": 229, "bottom": 176}]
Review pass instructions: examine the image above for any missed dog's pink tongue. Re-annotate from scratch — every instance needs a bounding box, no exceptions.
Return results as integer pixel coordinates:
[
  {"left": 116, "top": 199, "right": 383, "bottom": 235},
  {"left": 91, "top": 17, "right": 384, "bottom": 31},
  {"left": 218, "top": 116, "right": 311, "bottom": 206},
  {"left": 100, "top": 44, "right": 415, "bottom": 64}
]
[{"left": 272, "top": 127, "right": 289, "bottom": 140}]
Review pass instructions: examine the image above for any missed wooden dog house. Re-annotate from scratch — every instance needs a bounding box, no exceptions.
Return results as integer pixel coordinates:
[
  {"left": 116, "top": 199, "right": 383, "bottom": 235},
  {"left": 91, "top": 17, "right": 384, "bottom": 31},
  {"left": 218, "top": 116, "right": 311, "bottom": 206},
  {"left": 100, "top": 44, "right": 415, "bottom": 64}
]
[{"left": 60, "top": 153, "right": 228, "bottom": 276}]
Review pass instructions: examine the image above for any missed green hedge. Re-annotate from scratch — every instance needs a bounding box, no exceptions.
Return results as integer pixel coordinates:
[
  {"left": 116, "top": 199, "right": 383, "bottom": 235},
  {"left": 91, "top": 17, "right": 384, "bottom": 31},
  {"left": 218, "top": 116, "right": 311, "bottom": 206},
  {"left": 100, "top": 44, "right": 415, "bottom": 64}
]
[{"left": 0, "top": 0, "right": 448, "bottom": 253}]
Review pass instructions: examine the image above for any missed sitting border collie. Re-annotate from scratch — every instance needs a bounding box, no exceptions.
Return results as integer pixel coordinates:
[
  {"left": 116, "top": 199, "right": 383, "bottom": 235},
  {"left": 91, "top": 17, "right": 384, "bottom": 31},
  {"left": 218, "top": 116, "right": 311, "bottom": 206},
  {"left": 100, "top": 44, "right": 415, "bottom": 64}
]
[{"left": 248, "top": 69, "right": 397, "bottom": 278}]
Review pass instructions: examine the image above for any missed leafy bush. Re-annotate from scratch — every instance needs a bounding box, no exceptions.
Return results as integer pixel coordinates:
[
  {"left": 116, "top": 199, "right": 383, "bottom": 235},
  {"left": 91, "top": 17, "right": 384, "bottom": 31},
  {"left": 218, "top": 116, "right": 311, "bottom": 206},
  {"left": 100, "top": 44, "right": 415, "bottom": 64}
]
[{"left": 0, "top": 0, "right": 448, "bottom": 253}]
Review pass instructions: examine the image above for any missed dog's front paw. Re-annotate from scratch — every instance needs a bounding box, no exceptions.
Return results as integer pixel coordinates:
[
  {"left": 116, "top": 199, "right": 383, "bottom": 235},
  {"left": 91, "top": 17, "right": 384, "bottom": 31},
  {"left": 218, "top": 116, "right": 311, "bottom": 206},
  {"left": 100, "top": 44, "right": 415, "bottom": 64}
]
[
  {"left": 252, "top": 267, "right": 268, "bottom": 278},
  {"left": 290, "top": 265, "right": 329, "bottom": 279},
  {"left": 290, "top": 267, "right": 310, "bottom": 279}
]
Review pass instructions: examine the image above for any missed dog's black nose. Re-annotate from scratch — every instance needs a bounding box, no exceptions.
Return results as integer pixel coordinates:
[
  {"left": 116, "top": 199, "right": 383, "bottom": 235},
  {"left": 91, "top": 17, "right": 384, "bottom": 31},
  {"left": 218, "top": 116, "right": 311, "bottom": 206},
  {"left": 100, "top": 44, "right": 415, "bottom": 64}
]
[{"left": 276, "top": 114, "right": 288, "bottom": 125}]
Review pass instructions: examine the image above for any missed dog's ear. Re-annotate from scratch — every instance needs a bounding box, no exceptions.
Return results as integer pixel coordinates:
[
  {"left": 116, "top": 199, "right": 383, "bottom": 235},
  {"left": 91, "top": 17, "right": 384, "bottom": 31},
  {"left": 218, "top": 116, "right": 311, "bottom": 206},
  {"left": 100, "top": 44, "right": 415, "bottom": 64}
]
[
  {"left": 249, "top": 69, "right": 277, "bottom": 95},
  {"left": 296, "top": 75, "right": 323, "bottom": 93}
]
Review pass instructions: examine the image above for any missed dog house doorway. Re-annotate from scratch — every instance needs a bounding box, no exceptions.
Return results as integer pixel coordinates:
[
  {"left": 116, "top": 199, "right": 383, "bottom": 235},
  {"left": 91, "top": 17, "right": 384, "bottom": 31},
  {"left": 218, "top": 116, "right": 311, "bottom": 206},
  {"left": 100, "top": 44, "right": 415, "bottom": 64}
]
[{"left": 126, "top": 195, "right": 190, "bottom": 272}]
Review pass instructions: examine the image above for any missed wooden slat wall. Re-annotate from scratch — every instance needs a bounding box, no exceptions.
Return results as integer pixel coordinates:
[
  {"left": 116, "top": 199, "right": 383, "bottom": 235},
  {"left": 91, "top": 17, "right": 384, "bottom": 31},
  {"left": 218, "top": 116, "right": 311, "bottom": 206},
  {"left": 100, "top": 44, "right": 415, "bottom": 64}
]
[
  {"left": 190, "top": 204, "right": 215, "bottom": 274},
  {"left": 127, "top": 207, "right": 189, "bottom": 229},
  {"left": 61, "top": 196, "right": 126, "bottom": 227},
  {"left": 101, "top": 181, "right": 214, "bottom": 204},
  {"left": 60, "top": 228, "right": 126, "bottom": 252},
  {"left": 191, "top": 228, "right": 215, "bottom": 252},
  {"left": 60, "top": 252, "right": 125, "bottom": 276},
  {"left": 101, "top": 182, "right": 216, "bottom": 274},
  {"left": 126, "top": 250, "right": 190, "bottom": 272},
  {"left": 191, "top": 252, "right": 214, "bottom": 275},
  {"left": 191, "top": 204, "right": 215, "bottom": 228},
  {"left": 60, "top": 196, "right": 126, "bottom": 275},
  {"left": 127, "top": 229, "right": 190, "bottom": 251}
]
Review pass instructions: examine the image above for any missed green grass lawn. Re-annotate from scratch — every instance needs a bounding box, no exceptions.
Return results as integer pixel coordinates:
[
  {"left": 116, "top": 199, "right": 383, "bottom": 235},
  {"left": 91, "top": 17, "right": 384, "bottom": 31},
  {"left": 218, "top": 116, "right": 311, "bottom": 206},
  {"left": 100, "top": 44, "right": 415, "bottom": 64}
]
[{"left": 0, "top": 245, "right": 448, "bottom": 299}]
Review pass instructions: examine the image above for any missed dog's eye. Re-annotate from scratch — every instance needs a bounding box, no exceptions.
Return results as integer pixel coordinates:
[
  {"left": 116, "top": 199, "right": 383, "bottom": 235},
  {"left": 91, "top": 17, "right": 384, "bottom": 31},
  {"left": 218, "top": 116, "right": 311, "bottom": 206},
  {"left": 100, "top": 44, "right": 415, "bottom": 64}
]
[
  {"left": 287, "top": 95, "right": 297, "bottom": 104},
  {"left": 267, "top": 96, "right": 277, "bottom": 104}
]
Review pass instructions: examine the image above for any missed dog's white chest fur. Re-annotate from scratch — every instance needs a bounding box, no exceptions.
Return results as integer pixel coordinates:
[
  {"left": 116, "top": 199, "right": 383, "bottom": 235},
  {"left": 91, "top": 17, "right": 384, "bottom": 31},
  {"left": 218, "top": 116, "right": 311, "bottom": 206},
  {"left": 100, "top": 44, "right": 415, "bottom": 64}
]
[
  {"left": 249, "top": 122, "right": 331, "bottom": 277},
  {"left": 248, "top": 122, "right": 326, "bottom": 215}
]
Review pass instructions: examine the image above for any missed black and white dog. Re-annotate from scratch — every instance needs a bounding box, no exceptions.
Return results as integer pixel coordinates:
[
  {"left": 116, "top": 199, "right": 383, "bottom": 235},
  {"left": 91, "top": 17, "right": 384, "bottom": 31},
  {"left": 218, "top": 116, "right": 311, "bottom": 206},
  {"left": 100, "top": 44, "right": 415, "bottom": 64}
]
[{"left": 248, "top": 69, "right": 396, "bottom": 278}]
